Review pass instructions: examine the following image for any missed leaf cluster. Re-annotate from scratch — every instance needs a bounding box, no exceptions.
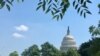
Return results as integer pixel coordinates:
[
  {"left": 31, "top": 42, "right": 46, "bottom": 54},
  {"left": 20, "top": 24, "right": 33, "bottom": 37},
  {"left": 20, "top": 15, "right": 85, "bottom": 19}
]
[
  {"left": 73, "top": 0, "right": 92, "bottom": 18},
  {"left": 0, "top": 0, "right": 24, "bottom": 11},
  {"left": 79, "top": 38, "right": 100, "bottom": 56},
  {"left": 36, "top": 0, "right": 70, "bottom": 20},
  {"left": 21, "top": 45, "right": 40, "bottom": 56},
  {"left": 89, "top": 21, "right": 100, "bottom": 36}
]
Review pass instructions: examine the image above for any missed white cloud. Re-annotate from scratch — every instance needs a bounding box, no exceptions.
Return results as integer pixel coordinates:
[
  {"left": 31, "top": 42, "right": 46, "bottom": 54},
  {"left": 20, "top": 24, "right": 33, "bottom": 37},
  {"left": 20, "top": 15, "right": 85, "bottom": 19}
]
[
  {"left": 12, "top": 33, "right": 24, "bottom": 38},
  {"left": 15, "top": 25, "right": 29, "bottom": 32}
]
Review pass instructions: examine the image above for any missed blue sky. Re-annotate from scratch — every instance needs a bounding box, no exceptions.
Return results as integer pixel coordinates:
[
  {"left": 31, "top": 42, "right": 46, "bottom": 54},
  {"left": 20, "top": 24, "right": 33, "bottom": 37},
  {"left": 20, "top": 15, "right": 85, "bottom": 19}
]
[{"left": 0, "top": 0, "right": 100, "bottom": 56}]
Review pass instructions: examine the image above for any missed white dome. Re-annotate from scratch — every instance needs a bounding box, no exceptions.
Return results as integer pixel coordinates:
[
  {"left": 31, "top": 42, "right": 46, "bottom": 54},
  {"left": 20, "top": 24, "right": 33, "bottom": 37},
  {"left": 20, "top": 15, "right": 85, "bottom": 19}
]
[
  {"left": 60, "top": 27, "right": 77, "bottom": 52},
  {"left": 65, "top": 35, "right": 74, "bottom": 39}
]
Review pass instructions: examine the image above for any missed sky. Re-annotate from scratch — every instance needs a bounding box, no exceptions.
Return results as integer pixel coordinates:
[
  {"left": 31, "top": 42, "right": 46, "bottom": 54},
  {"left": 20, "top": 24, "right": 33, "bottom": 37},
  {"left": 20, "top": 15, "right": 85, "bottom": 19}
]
[{"left": 0, "top": 0, "right": 100, "bottom": 56}]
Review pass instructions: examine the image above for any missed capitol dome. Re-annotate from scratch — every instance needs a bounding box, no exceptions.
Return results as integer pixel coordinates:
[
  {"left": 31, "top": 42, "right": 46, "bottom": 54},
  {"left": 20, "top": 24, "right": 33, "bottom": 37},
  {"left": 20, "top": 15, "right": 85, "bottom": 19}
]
[{"left": 60, "top": 26, "right": 77, "bottom": 52}]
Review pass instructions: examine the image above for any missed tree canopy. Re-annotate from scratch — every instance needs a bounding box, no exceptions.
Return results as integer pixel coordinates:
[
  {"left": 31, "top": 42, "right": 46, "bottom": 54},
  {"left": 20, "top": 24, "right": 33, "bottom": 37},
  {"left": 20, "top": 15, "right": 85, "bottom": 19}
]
[
  {"left": 21, "top": 44, "right": 40, "bottom": 56},
  {"left": 9, "top": 51, "right": 19, "bottom": 56},
  {"left": 41, "top": 42, "right": 60, "bottom": 56},
  {"left": 21, "top": 42, "right": 81, "bottom": 56}
]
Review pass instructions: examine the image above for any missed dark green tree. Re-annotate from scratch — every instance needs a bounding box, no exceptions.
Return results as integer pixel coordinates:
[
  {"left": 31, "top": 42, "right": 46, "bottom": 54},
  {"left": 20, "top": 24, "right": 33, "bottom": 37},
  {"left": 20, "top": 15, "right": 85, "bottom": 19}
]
[
  {"left": 21, "top": 44, "right": 40, "bottom": 56},
  {"left": 41, "top": 42, "right": 61, "bottom": 56},
  {"left": 9, "top": 51, "right": 19, "bottom": 56},
  {"left": 88, "top": 38, "right": 100, "bottom": 56},
  {"left": 88, "top": 21, "right": 100, "bottom": 56},
  {"left": 78, "top": 37, "right": 100, "bottom": 56},
  {"left": 78, "top": 40, "right": 92, "bottom": 56},
  {"left": 95, "top": 51, "right": 100, "bottom": 56}
]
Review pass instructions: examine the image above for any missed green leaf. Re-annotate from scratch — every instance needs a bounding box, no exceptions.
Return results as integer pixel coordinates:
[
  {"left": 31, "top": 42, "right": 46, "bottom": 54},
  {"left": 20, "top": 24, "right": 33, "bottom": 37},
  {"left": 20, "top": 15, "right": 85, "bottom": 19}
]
[
  {"left": 55, "top": 10, "right": 59, "bottom": 14},
  {"left": 81, "top": 0, "right": 84, "bottom": 4},
  {"left": 78, "top": 0, "right": 80, "bottom": 2},
  {"left": 86, "top": 10, "right": 92, "bottom": 14},
  {"left": 22, "top": 0, "right": 24, "bottom": 2},
  {"left": 84, "top": 12, "right": 86, "bottom": 18},
  {"left": 73, "top": 0, "right": 75, "bottom": 7},
  {"left": 60, "top": 2, "right": 64, "bottom": 6},
  {"left": 54, "top": 0, "right": 58, "bottom": 2},
  {"left": 60, "top": 13, "right": 63, "bottom": 19},
  {"left": 51, "top": 11, "right": 54, "bottom": 16},
  {"left": 75, "top": 4, "right": 78, "bottom": 9},
  {"left": 98, "top": 4, "right": 100, "bottom": 8},
  {"left": 38, "top": 2, "right": 42, "bottom": 5},
  {"left": 48, "top": 4, "right": 51, "bottom": 8},
  {"left": 45, "top": 8, "right": 50, "bottom": 13},
  {"left": 53, "top": 3, "right": 57, "bottom": 8},
  {"left": 48, "top": 0, "right": 52, "bottom": 4},
  {"left": 7, "top": 0, "right": 13, "bottom": 5},
  {"left": 42, "top": 0, "right": 46, "bottom": 11},
  {"left": 77, "top": 7, "right": 81, "bottom": 13},
  {"left": 89, "top": 25, "right": 95, "bottom": 34},
  {"left": 36, "top": 5, "right": 41, "bottom": 11},
  {"left": 6, "top": 4, "right": 10, "bottom": 11},
  {"left": 82, "top": 2, "right": 88, "bottom": 8},
  {"left": 87, "top": 0, "right": 92, "bottom": 3},
  {"left": 62, "top": 4, "right": 69, "bottom": 14},
  {"left": 80, "top": 10, "right": 83, "bottom": 16},
  {"left": 57, "top": 15, "right": 59, "bottom": 21},
  {"left": 53, "top": 8, "right": 57, "bottom": 12},
  {"left": 53, "top": 15, "right": 58, "bottom": 19}
]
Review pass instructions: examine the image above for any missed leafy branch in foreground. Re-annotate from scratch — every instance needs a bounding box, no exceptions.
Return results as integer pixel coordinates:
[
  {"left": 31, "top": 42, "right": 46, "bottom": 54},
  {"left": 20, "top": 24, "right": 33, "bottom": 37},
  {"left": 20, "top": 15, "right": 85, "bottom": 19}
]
[
  {"left": 36, "top": 0, "right": 70, "bottom": 20},
  {"left": 73, "top": 0, "right": 92, "bottom": 18},
  {"left": 0, "top": 0, "right": 24, "bottom": 11}
]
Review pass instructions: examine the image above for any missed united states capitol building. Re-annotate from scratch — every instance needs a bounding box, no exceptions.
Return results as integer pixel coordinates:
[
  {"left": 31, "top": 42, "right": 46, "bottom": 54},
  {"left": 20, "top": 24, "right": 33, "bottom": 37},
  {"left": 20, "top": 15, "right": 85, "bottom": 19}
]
[{"left": 60, "top": 26, "right": 77, "bottom": 52}]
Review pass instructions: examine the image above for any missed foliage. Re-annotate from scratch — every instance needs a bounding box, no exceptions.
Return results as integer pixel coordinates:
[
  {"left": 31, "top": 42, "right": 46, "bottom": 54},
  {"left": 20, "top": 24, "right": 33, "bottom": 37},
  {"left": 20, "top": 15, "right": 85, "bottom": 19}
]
[
  {"left": 79, "top": 37, "right": 100, "bottom": 56},
  {"left": 73, "top": 0, "right": 92, "bottom": 18},
  {"left": 0, "top": 0, "right": 94, "bottom": 20},
  {"left": 66, "top": 48, "right": 80, "bottom": 56},
  {"left": 0, "top": 0, "right": 24, "bottom": 11},
  {"left": 41, "top": 42, "right": 61, "bottom": 56},
  {"left": 88, "top": 38, "right": 100, "bottom": 56},
  {"left": 21, "top": 42, "right": 61, "bottom": 56},
  {"left": 61, "top": 52, "right": 67, "bottom": 56},
  {"left": 78, "top": 40, "right": 92, "bottom": 56},
  {"left": 21, "top": 44, "right": 40, "bottom": 56},
  {"left": 37, "top": 0, "right": 92, "bottom": 19},
  {"left": 36, "top": 0, "right": 70, "bottom": 20},
  {"left": 95, "top": 51, "right": 100, "bottom": 56},
  {"left": 9, "top": 51, "right": 19, "bottom": 56},
  {"left": 89, "top": 20, "right": 100, "bottom": 36}
]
